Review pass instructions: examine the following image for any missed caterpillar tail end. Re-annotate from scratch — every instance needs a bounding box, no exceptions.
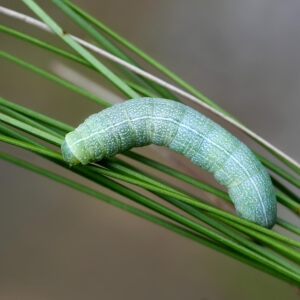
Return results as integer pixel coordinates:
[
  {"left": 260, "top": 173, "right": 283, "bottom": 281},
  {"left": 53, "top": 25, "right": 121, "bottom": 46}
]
[
  {"left": 232, "top": 190, "right": 277, "bottom": 229},
  {"left": 61, "top": 140, "right": 80, "bottom": 166}
]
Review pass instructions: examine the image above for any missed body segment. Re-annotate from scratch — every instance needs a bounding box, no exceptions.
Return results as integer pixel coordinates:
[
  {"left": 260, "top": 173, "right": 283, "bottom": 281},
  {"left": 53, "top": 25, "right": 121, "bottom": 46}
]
[{"left": 62, "top": 98, "right": 277, "bottom": 228}]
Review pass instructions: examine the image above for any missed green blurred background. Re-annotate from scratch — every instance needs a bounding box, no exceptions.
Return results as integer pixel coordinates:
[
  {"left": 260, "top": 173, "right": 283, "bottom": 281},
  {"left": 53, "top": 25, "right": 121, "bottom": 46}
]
[{"left": 0, "top": 1, "right": 299, "bottom": 299}]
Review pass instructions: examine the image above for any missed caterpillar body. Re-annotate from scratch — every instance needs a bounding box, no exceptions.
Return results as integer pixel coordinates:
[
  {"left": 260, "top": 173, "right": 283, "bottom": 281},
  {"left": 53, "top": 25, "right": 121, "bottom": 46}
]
[{"left": 61, "top": 98, "right": 277, "bottom": 228}]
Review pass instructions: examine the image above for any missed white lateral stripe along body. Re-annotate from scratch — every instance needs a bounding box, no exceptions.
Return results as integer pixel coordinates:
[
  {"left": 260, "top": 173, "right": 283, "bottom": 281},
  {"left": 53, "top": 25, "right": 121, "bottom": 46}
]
[{"left": 61, "top": 98, "right": 277, "bottom": 228}]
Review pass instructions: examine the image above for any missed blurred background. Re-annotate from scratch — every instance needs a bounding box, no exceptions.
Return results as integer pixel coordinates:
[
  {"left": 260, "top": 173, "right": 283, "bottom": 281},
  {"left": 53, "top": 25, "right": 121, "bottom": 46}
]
[{"left": 0, "top": 1, "right": 300, "bottom": 299}]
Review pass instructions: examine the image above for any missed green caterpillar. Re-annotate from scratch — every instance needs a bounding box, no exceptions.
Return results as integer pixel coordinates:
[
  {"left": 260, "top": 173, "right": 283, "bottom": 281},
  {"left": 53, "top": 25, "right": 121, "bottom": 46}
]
[{"left": 61, "top": 98, "right": 277, "bottom": 228}]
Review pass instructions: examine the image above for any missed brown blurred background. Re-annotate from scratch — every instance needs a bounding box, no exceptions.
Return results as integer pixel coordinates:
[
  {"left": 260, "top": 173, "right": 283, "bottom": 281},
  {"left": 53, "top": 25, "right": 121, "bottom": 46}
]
[{"left": 0, "top": 1, "right": 299, "bottom": 299}]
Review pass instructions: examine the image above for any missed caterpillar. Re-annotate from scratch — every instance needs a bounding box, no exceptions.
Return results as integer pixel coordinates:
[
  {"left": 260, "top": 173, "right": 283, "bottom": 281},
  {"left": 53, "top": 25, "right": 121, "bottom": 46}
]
[{"left": 61, "top": 98, "right": 277, "bottom": 228}]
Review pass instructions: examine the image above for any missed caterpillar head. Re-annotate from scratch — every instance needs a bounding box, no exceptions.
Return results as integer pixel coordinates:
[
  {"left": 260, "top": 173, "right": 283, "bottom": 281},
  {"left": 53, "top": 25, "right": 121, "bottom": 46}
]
[{"left": 61, "top": 139, "right": 81, "bottom": 166}]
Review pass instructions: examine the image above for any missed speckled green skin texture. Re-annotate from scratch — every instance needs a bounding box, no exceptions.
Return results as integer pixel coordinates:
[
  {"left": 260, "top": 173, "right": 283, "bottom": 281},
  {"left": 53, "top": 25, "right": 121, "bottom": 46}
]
[{"left": 61, "top": 98, "right": 277, "bottom": 228}]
